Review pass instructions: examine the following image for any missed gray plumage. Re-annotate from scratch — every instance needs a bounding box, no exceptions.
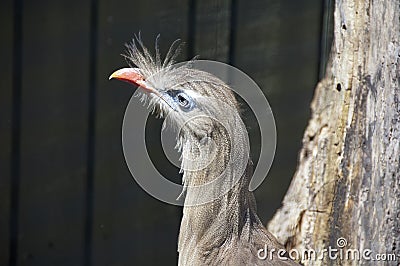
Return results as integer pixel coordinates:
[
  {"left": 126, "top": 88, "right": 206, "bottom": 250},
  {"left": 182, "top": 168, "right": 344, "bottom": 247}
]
[{"left": 113, "top": 37, "right": 298, "bottom": 266}]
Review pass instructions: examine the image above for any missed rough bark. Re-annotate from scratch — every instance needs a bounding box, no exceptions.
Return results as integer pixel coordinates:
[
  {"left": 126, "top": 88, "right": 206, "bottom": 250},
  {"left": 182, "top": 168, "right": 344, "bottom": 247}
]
[{"left": 268, "top": 0, "right": 400, "bottom": 265}]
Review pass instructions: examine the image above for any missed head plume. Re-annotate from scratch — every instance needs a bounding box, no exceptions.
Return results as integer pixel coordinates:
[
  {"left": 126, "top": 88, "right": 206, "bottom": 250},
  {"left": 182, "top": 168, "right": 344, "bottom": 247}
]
[{"left": 123, "top": 33, "right": 184, "bottom": 79}]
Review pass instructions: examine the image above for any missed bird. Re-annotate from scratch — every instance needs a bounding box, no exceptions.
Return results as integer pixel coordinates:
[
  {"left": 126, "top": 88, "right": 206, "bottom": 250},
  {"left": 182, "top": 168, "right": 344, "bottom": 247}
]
[{"left": 109, "top": 36, "right": 298, "bottom": 266}]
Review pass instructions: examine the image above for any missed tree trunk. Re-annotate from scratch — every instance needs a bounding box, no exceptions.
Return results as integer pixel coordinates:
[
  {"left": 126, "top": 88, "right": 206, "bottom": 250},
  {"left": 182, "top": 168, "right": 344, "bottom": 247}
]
[{"left": 268, "top": 0, "right": 400, "bottom": 265}]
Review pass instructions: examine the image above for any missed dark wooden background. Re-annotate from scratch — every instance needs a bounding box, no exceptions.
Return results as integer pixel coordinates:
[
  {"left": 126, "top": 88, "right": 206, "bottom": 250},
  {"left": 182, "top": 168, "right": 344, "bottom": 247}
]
[{"left": 0, "top": 0, "right": 330, "bottom": 265}]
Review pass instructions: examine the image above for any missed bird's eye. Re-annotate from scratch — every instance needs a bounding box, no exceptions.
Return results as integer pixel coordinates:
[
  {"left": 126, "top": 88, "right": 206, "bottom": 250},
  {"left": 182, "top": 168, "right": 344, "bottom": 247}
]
[
  {"left": 177, "top": 94, "right": 189, "bottom": 106},
  {"left": 176, "top": 92, "right": 193, "bottom": 110}
]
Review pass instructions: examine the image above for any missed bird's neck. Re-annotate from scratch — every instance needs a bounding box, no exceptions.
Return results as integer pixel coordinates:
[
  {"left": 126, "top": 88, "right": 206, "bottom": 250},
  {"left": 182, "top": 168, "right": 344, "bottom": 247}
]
[{"left": 177, "top": 121, "right": 264, "bottom": 262}]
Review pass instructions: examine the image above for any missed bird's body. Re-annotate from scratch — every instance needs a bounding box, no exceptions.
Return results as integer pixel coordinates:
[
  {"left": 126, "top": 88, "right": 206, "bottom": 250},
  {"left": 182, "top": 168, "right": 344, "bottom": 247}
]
[{"left": 110, "top": 37, "right": 297, "bottom": 266}]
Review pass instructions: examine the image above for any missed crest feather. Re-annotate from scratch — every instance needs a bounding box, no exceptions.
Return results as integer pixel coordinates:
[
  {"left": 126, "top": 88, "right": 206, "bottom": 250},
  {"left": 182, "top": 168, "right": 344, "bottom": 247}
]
[{"left": 123, "top": 34, "right": 184, "bottom": 78}]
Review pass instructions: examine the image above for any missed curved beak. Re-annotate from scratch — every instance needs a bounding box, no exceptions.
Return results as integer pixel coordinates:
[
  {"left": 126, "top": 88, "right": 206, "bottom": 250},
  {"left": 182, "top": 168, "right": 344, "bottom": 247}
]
[
  {"left": 109, "top": 68, "right": 159, "bottom": 95},
  {"left": 109, "top": 67, "right": 177, "bottom": 111}
]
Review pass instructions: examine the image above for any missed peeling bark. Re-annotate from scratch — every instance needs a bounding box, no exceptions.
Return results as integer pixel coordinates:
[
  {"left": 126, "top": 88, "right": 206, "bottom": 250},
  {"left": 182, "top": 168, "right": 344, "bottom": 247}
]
[{"left": 268, "top": 1, "right": 400, "bottom": 265}]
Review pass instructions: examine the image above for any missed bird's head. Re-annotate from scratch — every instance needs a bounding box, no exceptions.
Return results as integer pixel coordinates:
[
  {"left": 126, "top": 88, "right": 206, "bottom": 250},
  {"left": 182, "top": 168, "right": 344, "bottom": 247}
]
[
  {"left": 110, "top": 37, "right": 251, "bottom": 204},
  {"left": 110, "top": 37, "right": 241, "bottom": 144}
]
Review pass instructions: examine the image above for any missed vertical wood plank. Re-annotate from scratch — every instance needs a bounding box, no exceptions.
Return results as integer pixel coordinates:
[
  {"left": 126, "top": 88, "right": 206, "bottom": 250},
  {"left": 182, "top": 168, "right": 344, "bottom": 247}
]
[
  {"left": 232, "top": 0, "right": 322, "bottom": 221},
  {"left": 0, "top": 0, "right": 14, "bottom": 264},
  {"left": 92, "top": 1, "right": 189, "bottom": 265},
  {"left": 17, "top": 0, "right": 91, "bottom": 265},
  {"left": 191, "top": 0, "right": 232, "bottom": 62}
]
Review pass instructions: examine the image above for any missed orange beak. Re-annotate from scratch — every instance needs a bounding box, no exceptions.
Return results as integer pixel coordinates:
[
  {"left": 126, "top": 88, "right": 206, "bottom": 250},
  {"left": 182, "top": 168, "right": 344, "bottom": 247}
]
[
  {"left": 109, "top": 67, "right": 177, "bottom": 111},
  {"left": 109, "top": 68, "right": 159, "bottom": 95}
]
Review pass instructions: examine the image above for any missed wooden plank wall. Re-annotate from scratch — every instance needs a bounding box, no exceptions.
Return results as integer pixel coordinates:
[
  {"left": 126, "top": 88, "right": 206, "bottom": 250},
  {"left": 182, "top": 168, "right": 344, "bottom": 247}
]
[
  {"left": 16, "top": 0, "right": 91, "bottom": 265},
  {"left": 1, "top": 0, "right": 324, "bottom": 265}
]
